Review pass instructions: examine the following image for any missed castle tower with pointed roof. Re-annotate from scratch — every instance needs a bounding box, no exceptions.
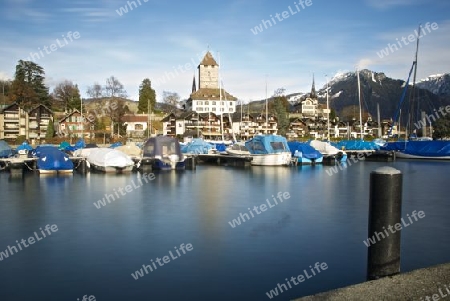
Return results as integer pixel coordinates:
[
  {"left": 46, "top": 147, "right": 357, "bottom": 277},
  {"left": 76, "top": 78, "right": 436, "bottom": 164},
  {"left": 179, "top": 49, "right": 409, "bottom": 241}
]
[
  {"left": 198, "top": 51, "right": 219, "bottom": 89},
  {"left": 185, "top": 51, "right": 237, "bottom": 116}
]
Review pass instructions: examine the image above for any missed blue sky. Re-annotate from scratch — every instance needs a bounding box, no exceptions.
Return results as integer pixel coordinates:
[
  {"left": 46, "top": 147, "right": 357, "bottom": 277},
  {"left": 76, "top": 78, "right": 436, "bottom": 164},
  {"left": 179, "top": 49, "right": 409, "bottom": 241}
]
[{"left": 0, "top": 0, "right": 449, "bottom": 103}]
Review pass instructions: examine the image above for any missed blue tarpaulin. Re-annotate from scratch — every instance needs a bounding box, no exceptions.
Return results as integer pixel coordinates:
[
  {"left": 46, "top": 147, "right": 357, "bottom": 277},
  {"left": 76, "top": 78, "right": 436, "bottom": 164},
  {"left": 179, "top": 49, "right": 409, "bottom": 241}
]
[
  {"left": 287, "top": 141, "right": 322, "bottom": 159},
  {"left": 383, "top": 141, "right": 450, "bottom": 157},
  {"left": 16, "top": 141, "right": 33, "bottom": 151},
  {"left": 332, "top": 140, "right": 380, "bottom": 150},
  {"left": 245, "top": 135, "right": 290, "bottom": 154},
  {"left": 35, "top": 146, "right": 74, "bottom": 171},
  {"left": 180, "top": 138, "right": 214, "bottom": 154},
  {"left": 0, "top": 140, "right": 13, "bottom": 158}
]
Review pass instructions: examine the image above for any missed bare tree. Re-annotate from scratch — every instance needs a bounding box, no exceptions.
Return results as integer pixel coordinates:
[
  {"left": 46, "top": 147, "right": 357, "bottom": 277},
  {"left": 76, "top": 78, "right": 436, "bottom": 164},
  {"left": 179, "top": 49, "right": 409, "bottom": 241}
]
[
  {"left": 273, "top": 87, "right": 286, "bottom": 97},
  {"left": 163, "top": 91, "right": 180, "bottom": 108},
  {"left": 105, "top": 76, "right": 127, "bottom": 98},
  {"left": 86, "top": 83, "right": 103, "bottom": 99},
  {"left": 53, "top": 80, "right": 81, "bottom": 111}
]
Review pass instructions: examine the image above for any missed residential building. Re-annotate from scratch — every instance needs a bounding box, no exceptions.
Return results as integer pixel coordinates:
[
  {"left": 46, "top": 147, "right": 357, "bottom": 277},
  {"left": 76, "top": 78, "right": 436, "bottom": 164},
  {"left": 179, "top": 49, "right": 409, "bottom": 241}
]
[
  {"left": 28, "top": 104, "right": 53, "bottom": 140},
  {"left": 0, "top": 102, "right": 53, "bottom": 142},
  {"left": 122, "top": 114, "right": 149, "bottom": 138},
  {"left": 57, "top": 109, "right": 94, "bottom": 139}
]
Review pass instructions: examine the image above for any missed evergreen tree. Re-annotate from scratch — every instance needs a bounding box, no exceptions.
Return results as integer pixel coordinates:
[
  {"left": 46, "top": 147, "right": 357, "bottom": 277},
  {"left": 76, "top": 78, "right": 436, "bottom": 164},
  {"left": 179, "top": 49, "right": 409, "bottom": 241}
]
[
  {"left": 46, "top": 118, "right": 55, "bottom": 139},
  {"left": 273, "top": 96, "right": 290, "bottom": 136},
  {"left": 138, "top": 78, "right": 156, "bottom": 113},
  {"left": 10, "top": 60, "right": 50, "bottom": 109}
]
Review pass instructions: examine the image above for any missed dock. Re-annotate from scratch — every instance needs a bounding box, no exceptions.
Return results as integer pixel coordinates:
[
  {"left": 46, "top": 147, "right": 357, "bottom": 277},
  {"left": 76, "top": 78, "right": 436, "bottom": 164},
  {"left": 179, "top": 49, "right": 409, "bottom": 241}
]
[
  {"left": 0, "top": 157, "right": 37, "bottom": 172},
  {"left": 293, "top": 262, "right": 450, "bottom": 301},
  {"left": 197, "top": 153, "right": 253, "bottom": 167}
]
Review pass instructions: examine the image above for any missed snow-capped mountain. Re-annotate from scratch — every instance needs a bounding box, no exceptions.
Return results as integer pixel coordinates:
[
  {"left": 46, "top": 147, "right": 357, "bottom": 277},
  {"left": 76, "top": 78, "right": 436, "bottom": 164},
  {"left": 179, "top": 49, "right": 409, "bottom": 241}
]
[{"left": 416, "top": 73, "right": 450, "bottom": 96}]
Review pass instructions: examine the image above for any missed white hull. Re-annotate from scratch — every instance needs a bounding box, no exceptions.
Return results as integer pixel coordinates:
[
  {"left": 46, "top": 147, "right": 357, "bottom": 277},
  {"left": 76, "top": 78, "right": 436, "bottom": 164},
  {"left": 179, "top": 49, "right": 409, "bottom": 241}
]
[
  {"left": 90, "top": 164, "right": 134, "bottom": 173},
  {"left": 226, "top": 149, "right": 250, "bottom": 156},
  {"left": 39, "top": 169, "right": 73, "bottom": 174},
  {"left": 250, "top": 152, "right": 291, "bottom": 166},
  {"left": 396, "top": 151, "right": 450, "bottom": 160}
]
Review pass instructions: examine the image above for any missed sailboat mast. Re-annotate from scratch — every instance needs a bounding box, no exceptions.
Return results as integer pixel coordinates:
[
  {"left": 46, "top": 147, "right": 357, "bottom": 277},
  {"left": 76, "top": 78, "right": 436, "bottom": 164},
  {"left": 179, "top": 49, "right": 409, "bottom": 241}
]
[
  {"left": 377, "top": 103, "right": 381, "bottom": 138},
  {"left": 80, "top": 97, "right": 83, "bottom": 140},
  {"left": 356, "top": 69, "right": 363, "bottom": 140},
  {"left": 219, "top": 52, "right": 224, "bottom": 141},
  {"left": 409, "top": 24, "right": 421, "bottom": 138},
  {"left": 265, "top": 75, "right": 268, "bottom": 134},
  {"left": 326, "top": 75, "right": 330, "bottom": 141}
]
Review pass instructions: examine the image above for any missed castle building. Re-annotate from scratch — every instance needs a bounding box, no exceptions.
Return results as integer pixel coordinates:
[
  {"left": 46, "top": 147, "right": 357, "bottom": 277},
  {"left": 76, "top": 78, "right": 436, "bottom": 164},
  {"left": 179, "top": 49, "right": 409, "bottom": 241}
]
[{"left": 185, "top": 51, "right": 237, "bottom": 115}]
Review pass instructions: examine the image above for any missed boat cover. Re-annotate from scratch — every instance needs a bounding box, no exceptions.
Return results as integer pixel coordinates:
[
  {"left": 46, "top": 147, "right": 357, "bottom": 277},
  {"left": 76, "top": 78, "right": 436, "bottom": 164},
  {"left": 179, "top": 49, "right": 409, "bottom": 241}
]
[
  {"left": 87, "top": 148, "right": 133, "bottom": 168},
  {"left": 16, "top": 142, "right": 33, "bottom": 151},
  {"left": 116, "top": 144, "right": 142, "bottom": 156},
  {"left": 0, "top": 140, "right": 13, "bottom": 158},
  {"left": 332, "top": 140, "right": 380, "bottom": 150},
  {"left": 309, "top": 140, "right": 341, "bottom": 155},
  {"left": 287, "top": 142, "right": 323, "bottom": 159},
  {"left": 180, "top": 138, "right": 213, "bottom": 154},
  {"left": 35, "top": 146, "right": 74, "bottom": 171},
  {"left": 245, "top": 135, "right": 290, "bottom": 155},
  {"left": 382, "top": 140, "right": 450, "bottom": 157},
  {"left": 144, "top": 136, "right": 183, "bottom": 158}
]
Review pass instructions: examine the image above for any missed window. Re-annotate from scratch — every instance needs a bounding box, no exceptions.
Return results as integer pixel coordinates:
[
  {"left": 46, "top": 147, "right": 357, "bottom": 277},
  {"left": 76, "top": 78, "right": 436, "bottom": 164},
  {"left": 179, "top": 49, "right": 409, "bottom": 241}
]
[
  {"left": 205, "top": 101, "right": 209, "bottom": 105},
  {"left": 221, "top": 102, "right": 224, "bottom": 105},
  {"left": 229, "top": 101, "right": 232, "bottom": 106},
  {"left": 212, "top": 107, "right": 216, "bottom": 111},
  {"left": 230, "top": 108, "right": 234, "bottom": 112},
  {"left": 198, "top": 101, "right": 202, "bottom": 105},
  {"left": 213, "top": 101, "right": 216, "bottom": 105},
  {"left": 135, "top": 124, "right": 143, "bottom": 130},
  {"left": 270, "top": 142, "right": 286, "bottom": 152}
]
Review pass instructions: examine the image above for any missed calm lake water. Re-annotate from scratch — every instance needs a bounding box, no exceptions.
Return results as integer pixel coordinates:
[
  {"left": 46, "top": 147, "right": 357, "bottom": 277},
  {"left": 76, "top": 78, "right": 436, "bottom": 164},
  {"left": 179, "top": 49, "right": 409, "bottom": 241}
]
[{"left": 0, "top": 160, "right": 449, "bottom": 301}]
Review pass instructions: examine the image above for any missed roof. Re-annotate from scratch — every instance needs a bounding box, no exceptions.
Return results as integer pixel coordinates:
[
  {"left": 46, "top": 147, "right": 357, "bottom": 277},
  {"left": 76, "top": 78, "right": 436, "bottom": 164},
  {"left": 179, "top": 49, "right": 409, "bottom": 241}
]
[
  {"left": 199, "top": 51, "right": 218, "bottom": 66},
  {"left": 122, "top": 115, "right": 149, "bottom": 123},
  {"left": 28, "top": 104, "right": 53, "bottom": 114},
  {"left": 189, "top": 88, "right": 237, "bottom": 101},
  {"left": 58, "top": 109, "right": 95, "bottom": 124}
]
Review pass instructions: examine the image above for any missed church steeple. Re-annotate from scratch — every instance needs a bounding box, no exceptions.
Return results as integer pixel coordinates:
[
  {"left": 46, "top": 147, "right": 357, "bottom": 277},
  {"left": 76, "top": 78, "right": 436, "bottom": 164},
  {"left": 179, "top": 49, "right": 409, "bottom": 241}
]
[
  {"left": 310, "top": 73, "right": 317, "bottom": 99},
  {"left": 192, "top": 74, "right": 197, "bottom": 93}
]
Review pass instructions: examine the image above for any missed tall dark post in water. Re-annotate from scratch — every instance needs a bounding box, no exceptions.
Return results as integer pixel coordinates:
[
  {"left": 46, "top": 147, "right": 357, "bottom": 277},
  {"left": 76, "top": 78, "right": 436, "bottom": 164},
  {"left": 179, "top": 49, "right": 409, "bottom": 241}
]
[
  {"left": 185, "top": 156, "right": 196, "bottom": 170},
  {"left": 367, "top": 166, "right": 402, "bottom": 281}
]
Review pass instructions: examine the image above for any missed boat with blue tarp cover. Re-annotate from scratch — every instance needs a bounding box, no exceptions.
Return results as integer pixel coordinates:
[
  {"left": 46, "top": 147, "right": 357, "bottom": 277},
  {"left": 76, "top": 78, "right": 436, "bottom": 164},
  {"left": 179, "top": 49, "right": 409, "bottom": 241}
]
[
  {"left": 245, "top": 134, "right": 291, "bottom": 166},
  {"left": 381, "top": 140, "right": 450, "bottom": 159},
  {"left": 180, "top": 138, "right": 214, "bottom": 155},
  {"left": 332, "top": 140, "right": 380, "bottom": 151},
  {"left": 0, "top": 140, "right": 14, "bottom": 158},
  {"left": 33, "top": 145, "right": 74, "bottom": 174},
  {"left": 288, "top": 141, "right": 323, "bottom": 165}
]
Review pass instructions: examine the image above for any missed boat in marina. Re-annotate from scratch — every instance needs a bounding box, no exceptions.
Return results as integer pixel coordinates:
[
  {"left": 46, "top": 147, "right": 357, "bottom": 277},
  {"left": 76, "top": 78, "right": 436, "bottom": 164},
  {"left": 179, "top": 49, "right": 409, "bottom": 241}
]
[
  {"left": 383, "top": 25, "right": 450, "bottom": 160},
  {"left": 288, "top": 141, "right": 323, "bottom": 165},
  {"left": 225, "top": 142, "right": 250, "bottom": 156},
  {"left": 16, "top": 141, "right": 33, "bottom": 157},
  {"left": 0, "top": 140, "right": 14, "bottom": 158},
  {"left": 181, "top": 138, "right": 214, "bottom": 155},
  {"left": 245, "top": 134, "right": 291, "bottom": 166},
  {"left": 309, "top": 140, "right": 347, "bottom": 162},
  {"left": 86, "top": 148, "right": 134, "bottom": 173},
  {"left": 33, "top": 145, "right": 74, "bottom": 174},
  {"left": 140, "top": 136, "right": 185, "bottom": 170},
  {"left": 383, "top": 140, "right": 450, "bottom": 160}
]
